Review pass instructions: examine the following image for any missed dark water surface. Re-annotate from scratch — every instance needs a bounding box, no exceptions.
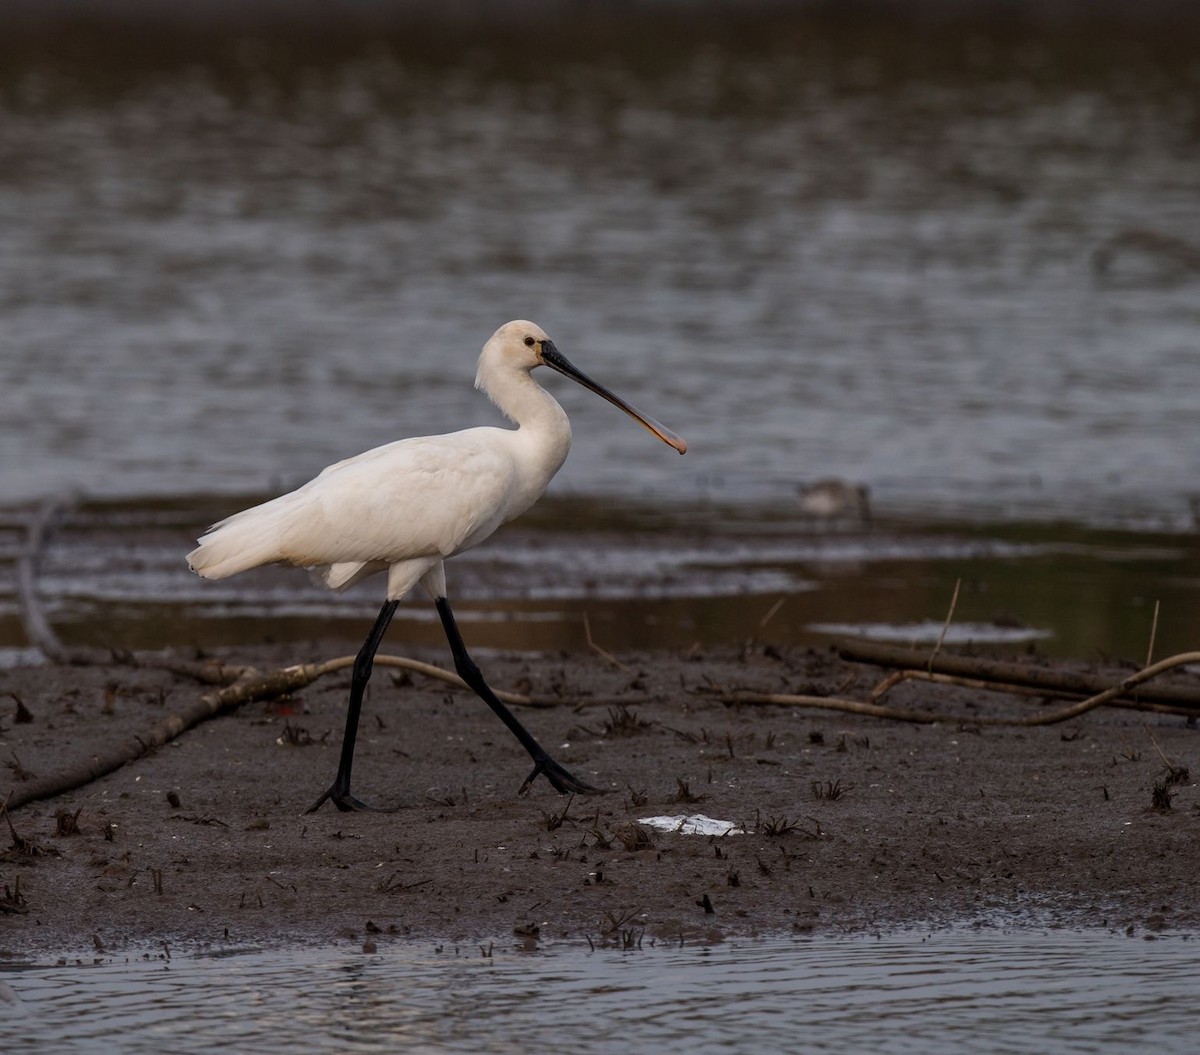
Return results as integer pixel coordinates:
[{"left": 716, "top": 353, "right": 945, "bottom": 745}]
[
  {"left": 3, "top": 930, "right": 1198, "bottom": 1055},
  {"left": 1, "top": 10, "right": 1198, "bottom": 660},
  {"left": 2, "top": 7, "right": 1199, "bottom": 528}
]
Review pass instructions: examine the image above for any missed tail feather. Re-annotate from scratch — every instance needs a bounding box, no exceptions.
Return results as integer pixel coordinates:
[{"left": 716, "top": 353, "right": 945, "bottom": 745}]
[{"left": 187, "top": 500, "right": 291, "bottom": 580}]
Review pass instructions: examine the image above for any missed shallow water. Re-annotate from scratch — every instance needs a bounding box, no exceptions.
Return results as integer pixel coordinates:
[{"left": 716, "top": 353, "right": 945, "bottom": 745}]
[
  {"left": 2, "top": 497, "right": 1198, "bottom": 661},
  {"left": 1, "top": 9, "right": 1199, "bottom": 529},
  {"left": 2, "top": 930, "right": 1197, "bottom": 1054}
]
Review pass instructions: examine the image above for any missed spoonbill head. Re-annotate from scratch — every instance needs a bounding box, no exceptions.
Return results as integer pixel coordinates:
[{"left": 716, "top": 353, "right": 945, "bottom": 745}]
[{"left": 477, "top": 319, "right": 687, "bottom": 455}]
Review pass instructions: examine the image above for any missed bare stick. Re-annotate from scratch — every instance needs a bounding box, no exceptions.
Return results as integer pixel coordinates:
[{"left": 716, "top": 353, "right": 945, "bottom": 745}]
[
  {"left": 582, "top": 612, "right": 633, "bottom": 674},
  {"left": 928, "top": 577, "right": 961, "bottom": 672},
  {"left": 9, "top": 645, "right": 1200, "bottom": 810},
  {"left": 739, "top": 596, "right": 787, "bottom": 658},
  {"left": 1146, "top": 600, "right": 1161, "bottom": 668},
  {"left": 870, "top": 667, "right": 1195, "bottom": 719},
  {"left": 1, "top": 665, "right": 307, "bottom": 811},
  {"left": 758, "top": 597, "right": 786, "bottom": 631},
  {"left": 717, "top": 651, "right": 1200, "bottom": 727},
  {"left": 837, "top": 640, "right": 1200, "bottom": 708},
  {"left": 1142, "top": 722, "right": 1177, "bottom": 771},
  {"left": 9, "top": 492, "right": 104, "bottom": 665},
  {"left": 868, "top": 669, "right": 909, "bottom": 702}
]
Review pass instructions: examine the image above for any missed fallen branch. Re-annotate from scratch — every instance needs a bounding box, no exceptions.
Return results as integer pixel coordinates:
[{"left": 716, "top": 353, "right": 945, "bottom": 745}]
[
  {"left": 837, "top": 639, "right": 1200, "bottom": 709},
  {"left": 1, "top": 649, "right": 626, "bottom": 811},
  {"left": 1006, "top": 651, "right": 1200, "bottom": 724},
  {"left": 3, "top": 665, "right": 307, "bottom": 811},
  {"left": 9, "top": 492, "right": 109, "bottom": 666},
  {"left": 869, "top": 668, "right": 1199, "bottom": 720},
  {"left": 718, "top": 650, "right": 1200, "bottom": 727}
]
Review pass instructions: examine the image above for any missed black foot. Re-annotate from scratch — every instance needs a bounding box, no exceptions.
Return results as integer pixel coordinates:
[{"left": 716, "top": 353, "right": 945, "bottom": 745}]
[
  {"left": 305, "top": 785, "right": 402, "bottom": 814},
  {"left": 519, "top": 755, "right": 601, "bottom": 796}
]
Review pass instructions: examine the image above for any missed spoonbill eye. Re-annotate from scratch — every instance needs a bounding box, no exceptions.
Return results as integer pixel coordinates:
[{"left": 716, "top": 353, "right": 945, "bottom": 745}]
[{"left": 524, "top": 336, "right": 536, "bottom": 347}]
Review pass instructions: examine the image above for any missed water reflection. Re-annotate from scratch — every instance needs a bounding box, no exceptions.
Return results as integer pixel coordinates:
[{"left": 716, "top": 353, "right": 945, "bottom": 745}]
[{"left": 2, "top": 930, "right": 1197, "bottom": 1054}]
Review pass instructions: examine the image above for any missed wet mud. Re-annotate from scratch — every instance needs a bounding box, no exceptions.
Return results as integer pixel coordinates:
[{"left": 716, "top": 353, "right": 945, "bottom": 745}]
[{"left": 2, "top": 644, "right": 1197, "bottom": 958}]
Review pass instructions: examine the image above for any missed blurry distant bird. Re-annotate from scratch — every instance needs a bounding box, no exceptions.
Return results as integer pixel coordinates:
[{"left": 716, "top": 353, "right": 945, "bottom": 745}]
[
  {"left": 798, "top": 479, "right": 872, "bottom": 523},
  {"left": 188, "top": 321, "right": 686, "bottom": 813}
]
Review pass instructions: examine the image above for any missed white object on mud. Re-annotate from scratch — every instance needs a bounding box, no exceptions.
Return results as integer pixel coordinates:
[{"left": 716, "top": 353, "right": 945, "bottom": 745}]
[{"left": 638, "top": 814, "right": 746, "bottom": 836}]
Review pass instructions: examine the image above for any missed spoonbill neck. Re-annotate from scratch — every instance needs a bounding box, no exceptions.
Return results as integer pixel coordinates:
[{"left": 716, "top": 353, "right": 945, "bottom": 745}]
[{"left": 476, "top": 355, "right": 573, "bottom": 439}]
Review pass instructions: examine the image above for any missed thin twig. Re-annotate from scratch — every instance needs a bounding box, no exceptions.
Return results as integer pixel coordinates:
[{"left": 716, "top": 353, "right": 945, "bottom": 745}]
[
  {"left": 1146, "top": 599, "right": 1161, "bottom": 668},
  {"left": 867, "top": 669, "right": 907, "bottom": 701},
  {"left": 928, "top": 577, "right": 961, "bottom": 672},
  {"left": 1142, "top": 723, "right": 1176, "bottom": 771},
  {"left": 758, "top": 597, "right": 786, "bottom": 631},
  {"left": 739, "top": 596, "right": 788, "bottom": 658},
  {"left": 582, "top": 612, "right": 633, "bottom": 674}
]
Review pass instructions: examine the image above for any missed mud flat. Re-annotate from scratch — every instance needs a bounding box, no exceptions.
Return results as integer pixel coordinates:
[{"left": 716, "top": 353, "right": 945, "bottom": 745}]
[{"left": 1, "top": 644, "right": 1197, "bottom": 958}]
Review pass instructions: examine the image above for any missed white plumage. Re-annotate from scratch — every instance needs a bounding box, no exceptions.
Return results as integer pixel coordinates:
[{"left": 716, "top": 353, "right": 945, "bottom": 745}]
[
  {"left": 189, "top": 427, "right": 548, "bottom": 599},
  {"left": 186, "top": 320, "right": 685, "bottom": 813}
]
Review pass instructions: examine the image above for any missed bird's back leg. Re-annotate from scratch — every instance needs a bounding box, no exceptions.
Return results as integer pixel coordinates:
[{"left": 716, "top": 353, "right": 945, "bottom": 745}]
[
  {"left": 434, "top": 596, "right": 600, "bottom": 795},
  {"left": 306, "top": 599, "right": 401, "bottom": 813}
]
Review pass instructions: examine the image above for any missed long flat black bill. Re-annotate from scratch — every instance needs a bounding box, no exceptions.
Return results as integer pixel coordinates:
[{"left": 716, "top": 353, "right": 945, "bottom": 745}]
[{"left": 541, "top": 343, "right": 687, "bottom": 454}]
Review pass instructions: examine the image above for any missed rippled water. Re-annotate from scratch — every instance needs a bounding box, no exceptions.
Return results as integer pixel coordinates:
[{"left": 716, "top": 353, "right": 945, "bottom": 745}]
[
  {"left": 2, "top": 9, "right": 1199, "bottom": 528},
  {"left": 2, "top": 931, "right": 1197, "bottom": 1054}
]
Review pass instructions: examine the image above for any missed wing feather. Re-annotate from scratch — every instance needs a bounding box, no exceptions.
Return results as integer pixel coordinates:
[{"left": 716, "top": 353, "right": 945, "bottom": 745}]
[{"left": 188, "top": 428, "right": 522, "bottom": 582}]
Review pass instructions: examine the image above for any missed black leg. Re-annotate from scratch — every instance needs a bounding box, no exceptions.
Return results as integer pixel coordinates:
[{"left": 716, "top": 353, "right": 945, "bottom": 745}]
[
  {"left": 306, "top": 599, "right": 400, "bottom": 813},
  {"left": 434, "top": 596, "right": 599, "bottom": 795}
]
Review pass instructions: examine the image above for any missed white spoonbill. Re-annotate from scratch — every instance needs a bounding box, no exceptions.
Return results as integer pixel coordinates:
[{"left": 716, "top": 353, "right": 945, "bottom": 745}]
[{"left": 187, "top": 321, "right": 686, "bottom": 813}]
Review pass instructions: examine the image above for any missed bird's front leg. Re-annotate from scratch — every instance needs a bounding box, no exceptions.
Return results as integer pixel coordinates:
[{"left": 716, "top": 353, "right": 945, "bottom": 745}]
[{"left": 434, "top": 596, "right": 600, "bottom": 795}]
